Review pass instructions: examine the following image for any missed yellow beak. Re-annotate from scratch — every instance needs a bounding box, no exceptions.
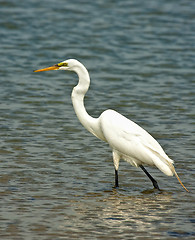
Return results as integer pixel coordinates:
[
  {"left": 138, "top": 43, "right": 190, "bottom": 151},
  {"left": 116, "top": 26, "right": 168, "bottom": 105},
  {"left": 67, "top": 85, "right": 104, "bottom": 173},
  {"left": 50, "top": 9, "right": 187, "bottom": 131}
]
[{"left": 34, "top": 64, "right": 59, "bottom": 72}]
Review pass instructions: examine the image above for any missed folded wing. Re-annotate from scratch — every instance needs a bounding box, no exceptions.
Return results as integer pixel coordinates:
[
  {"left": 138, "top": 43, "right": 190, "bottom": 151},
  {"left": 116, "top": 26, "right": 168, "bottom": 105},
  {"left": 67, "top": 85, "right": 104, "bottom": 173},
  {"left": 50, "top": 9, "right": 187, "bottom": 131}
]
[{"left": 99, "top": 109, "right": 174, "bottom": 176}]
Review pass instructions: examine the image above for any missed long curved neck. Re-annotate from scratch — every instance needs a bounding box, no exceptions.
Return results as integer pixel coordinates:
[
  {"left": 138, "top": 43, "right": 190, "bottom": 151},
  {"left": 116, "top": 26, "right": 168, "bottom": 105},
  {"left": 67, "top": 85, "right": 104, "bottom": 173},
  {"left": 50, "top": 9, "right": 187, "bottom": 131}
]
[{"left": 71, "top": 64, "right": 100, "bottom": 139}]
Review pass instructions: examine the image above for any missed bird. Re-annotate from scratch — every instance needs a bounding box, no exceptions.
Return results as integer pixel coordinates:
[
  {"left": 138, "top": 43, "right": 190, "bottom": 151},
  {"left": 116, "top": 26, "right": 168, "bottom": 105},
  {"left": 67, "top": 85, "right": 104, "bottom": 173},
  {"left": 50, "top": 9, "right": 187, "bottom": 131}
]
[{"left": 34, "top": 59, "right": 189, "bottom": 192}]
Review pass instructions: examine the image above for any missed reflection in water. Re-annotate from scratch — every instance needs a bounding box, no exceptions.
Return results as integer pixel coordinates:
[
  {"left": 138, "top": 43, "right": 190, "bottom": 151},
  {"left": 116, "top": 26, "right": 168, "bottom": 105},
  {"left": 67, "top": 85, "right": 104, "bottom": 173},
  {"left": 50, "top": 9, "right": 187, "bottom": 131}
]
[
  {"left": 60, "top": 189, "right": 174, "bottom": 238},
  {"left": 101, "top": 190, "right": 173, "bottom": 232}
]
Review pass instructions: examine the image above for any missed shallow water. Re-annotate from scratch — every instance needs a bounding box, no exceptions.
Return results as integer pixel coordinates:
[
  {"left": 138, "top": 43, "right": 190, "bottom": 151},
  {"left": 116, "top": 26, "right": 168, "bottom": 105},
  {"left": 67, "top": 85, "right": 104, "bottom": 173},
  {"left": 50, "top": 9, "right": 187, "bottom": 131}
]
[{"left": 0, "top": 0, "right": 195, "bottom": 239}]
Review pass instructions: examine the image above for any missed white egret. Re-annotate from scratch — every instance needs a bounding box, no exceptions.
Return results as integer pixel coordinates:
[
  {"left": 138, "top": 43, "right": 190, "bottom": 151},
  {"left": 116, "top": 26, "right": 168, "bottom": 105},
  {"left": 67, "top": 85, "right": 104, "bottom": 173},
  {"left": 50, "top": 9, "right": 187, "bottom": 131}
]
[{"left": 34, "top": 59, "right": 188, "bottom": 192}]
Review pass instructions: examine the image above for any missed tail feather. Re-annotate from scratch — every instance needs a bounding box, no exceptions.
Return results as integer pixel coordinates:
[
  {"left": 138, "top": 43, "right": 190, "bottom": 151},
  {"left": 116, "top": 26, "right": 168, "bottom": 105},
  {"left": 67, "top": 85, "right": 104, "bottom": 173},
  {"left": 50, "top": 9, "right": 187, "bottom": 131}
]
[
  {"left": 151, "top": 149, "right": 189, "bottom": 192},
  {"left": 168, "top": 162, "right": 189, "bottom": 192}
]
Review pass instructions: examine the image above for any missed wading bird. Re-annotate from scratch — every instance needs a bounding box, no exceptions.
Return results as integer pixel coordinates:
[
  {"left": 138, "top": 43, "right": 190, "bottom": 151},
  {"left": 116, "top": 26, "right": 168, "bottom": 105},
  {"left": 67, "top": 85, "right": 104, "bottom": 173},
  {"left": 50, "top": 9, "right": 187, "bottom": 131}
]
[{"left": 34, "top": 59, "right": 188, "bottom": 192}]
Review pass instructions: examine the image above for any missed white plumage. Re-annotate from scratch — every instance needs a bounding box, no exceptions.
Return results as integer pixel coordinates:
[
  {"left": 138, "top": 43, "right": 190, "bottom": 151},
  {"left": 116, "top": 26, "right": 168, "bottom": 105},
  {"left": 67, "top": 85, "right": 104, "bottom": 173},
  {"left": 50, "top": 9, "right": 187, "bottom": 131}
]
[
  {"left": 34, "top": 59, "right": 188, "bottom": 192},
  {"left": 99, "top": 109, "right": 174, "bottom": 176}
]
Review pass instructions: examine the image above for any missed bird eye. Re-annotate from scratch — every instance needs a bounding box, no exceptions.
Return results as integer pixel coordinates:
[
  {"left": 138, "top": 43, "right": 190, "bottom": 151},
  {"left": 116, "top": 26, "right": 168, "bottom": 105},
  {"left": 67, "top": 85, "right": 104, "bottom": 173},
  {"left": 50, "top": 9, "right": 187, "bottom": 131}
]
[{"left": 58, "top": 62, "right": 68, "bottom": 67}]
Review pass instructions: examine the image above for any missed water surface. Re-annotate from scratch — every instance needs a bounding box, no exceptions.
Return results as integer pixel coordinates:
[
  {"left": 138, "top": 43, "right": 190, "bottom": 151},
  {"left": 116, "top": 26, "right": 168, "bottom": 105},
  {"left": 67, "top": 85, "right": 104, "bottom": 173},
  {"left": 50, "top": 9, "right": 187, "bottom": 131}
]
[{"left": 0, "top": 0, "right": 195, "bottom": 239}]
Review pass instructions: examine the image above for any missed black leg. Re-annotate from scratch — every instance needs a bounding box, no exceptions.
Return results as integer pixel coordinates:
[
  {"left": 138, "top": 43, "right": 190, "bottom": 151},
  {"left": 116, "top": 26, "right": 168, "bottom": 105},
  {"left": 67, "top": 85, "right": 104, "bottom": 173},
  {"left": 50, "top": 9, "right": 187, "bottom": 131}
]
[
  {"left": 140, "top": 165, "right": 160, "bottom": 190},
  {"left": 114, "top": 169, "right": 119, "bottom": 188}
]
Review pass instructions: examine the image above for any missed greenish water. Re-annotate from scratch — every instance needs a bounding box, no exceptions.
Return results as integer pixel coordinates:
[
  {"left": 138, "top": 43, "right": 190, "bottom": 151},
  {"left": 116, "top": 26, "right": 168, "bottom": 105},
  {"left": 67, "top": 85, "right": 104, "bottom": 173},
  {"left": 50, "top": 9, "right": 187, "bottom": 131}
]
[{"left": 0, "top": 0, "right": 194, "bottom": 239}]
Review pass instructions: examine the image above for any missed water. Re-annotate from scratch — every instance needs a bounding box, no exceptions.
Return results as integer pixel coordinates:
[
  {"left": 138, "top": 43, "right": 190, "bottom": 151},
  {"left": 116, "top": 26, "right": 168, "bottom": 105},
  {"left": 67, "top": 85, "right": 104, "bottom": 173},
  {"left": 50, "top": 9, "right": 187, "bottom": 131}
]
[{"left": 0, "top": 0, "right": 195, "bottom": 239}]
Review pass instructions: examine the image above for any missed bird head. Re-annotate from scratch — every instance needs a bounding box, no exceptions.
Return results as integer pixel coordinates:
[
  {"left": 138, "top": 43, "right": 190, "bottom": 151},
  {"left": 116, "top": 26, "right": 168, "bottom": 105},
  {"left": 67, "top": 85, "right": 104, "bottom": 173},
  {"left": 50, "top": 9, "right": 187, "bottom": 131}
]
[{"left": 34, "top": 59, "right": 80, "bottom": 72}]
